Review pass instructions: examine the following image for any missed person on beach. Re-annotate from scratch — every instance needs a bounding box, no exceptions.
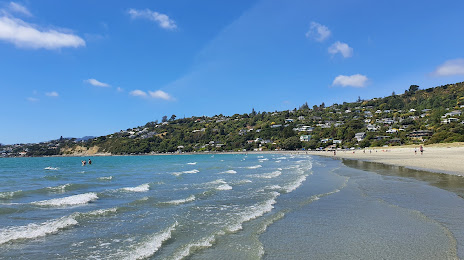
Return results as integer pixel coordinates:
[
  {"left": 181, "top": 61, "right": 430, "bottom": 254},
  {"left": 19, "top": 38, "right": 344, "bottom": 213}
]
[
  {"left": 333, "top": 150, "right": 336, "bottom": 156},
  {"left": 88, "top": 159, "right": 92, "bottom": 165},
  {"left": 414, "top": 148, "right": 417, "bottom": 155},
  {"left": 420, "top": 145, "right": 424, "bottom": 155}
]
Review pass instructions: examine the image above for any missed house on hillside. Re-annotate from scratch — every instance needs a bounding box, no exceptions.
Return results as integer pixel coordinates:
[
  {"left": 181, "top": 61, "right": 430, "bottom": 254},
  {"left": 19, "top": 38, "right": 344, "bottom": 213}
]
[
  {"left": 300, "top": 135, "right": 311, "bottom": 142},
  {"left": 355, "top": 132, "right": 366, "bottom": 142}
]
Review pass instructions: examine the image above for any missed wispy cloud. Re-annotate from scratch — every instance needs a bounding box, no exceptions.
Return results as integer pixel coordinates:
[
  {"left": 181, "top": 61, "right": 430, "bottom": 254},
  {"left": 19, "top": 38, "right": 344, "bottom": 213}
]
[
  {"left": 332, "top": 74, "right": 368, "bottom": 88},
  {"left": 328, "top": 41, "right": 353, "bottom": 58},
  {"left": 305, "top": 21, "right": 331, "bottom": 42},
  {"left": 432, "top": 58, "right": 464, "bottom": 76},
  {"left": 84, "top": 78, "right": 110, "bottom": 87},
  {"left": 130, "top": 89, "right": 174, "bottom": 100},
  {"left": 8, "top": 2, "right": 31, "bottom": 16},
  {"left": 26, "top": 97, "right": 39, "bottom": 102},
  {"left": 128, "top": 8, "right": 177, "bottom": 30},
  {"left": 0, "top": 16, "right": 85, "bottom": 49},
  {"left": 148, "top": 90, "right": 172, "bottom": 100},
  {"left": 45, "top": 91, "right": 59, "bottom": 97},
  {"left": 116, "top": 87, "right": 124, "bottom": 92},
  {"left": 129, "top": 89, "right": 147, "bottom": 97}
]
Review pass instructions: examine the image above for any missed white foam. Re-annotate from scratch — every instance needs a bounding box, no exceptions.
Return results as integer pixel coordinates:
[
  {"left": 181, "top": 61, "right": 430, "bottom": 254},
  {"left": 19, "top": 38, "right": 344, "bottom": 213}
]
[
  {"left": 262, "top": 171, "right": 282, "bottom": 179},
  {"left": 122, "top": 184, "right": 150, "bottom": 192},
  {"left": 276, "top": 157, "right": 287, "bottom": 160},
  {"left": 187, "top": 162, "right": 197, "bottom": 165},
  {"left": 235, "top": 179, "right": 252, "bottom": 185},
  {"left": 32, "top": 192, "right": 98, "bottom": 207},
  {"left": 0, "top": 216, "right": 78, "bottom": 245},
  {"left": 98, "top": 176, "right": 113, "bottom": 180},
  {"left": 216, "top": 184, "right": 232, "bottom": 191},
  {"left": 274, "top": 160, "right": 281, "bottom": 163},
  {"left": 220, "top": 170, "right": 237, "bottom": 174},
  {"left": 207, "top": 179, "right": 226, "bottom": 185},
  {"left": 123, "top": 221, "right": 178, "bottom": 260},
  {"left": 171, "top": 234, "right": 217, "bottom": 260},
  {"left": 44, "top": 166, "right": 59, "bottom": 170},
  {"left": 259, "top": 158, "right": 269, "bottom": 161},
  {"left": 257, "top": 156, "right": 264, "bottom": 158},
  {"left": 283, "top": 175, "right": 307, "bottom": 193},
  {"left": 47, "top": 184, "right": 71, "bottom": 192},
  {"left": 183, "top": 169, "right": 199, "bottom": 174},
  {"left": 84, "top": 207, "right": 118, "bottom": 217},
  {"left": 164, "top": 195, "right": 196, "bottom": 205},
  {"left": 227, "top": 192, "right": 280, "bottom": 232},
  {"left": 247, "top": 165, "right": 262, "bottom": 169},
  {"left": 0, "top": 190, "right": 22, "bottom": 199}
]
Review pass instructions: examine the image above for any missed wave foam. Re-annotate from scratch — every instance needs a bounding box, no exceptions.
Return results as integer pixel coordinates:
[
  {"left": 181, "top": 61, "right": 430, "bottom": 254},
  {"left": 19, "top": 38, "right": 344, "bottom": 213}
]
[
  {"left": 98, "top": 176, "right": 113, "bottom": 180},
  {"left": 0, "top": 190, "right": 23, "bottom": 199},
  {"left": 221, "top": 170, "right": 237, "bottom": 174},
  {"left": 164, "top": 195, "right": 196, "bottom": 205},
  {"left": 247, "top": 165, "right": 262, "bottom": 169},
  {"left": 171, "top": 234, "right": 217, "bottom": 260},
  {"left": 283, "top": 175, "right": 307, "bottom": 193},
  {"left": 216, "top": 184, "right": 233, "bottom": 191},
  {"left": 0, "top": 216, "right": 78, "bottom": 245},
  {"left": 183, "top": 169, "right": 200, "bottom": 174},
  {"left": 47, "top": 184, "right": 71, "bottom": 193},
  {"left": 227, "top": 192, "right": 280, "bottom": 232},
  {"left": 44, "top": 166, "right": 59, "bottom": 170},
  {"left": 122, "top": 184, "right": 150, "bottom": 192},
  {"left": 32, "top": 192, "right": 98, "bottom": 207},
  {"left": 187, "top": 162, "right": 197, "bottom": 165},
  {"left": 124, "top": 222, "right": 178, "bottom": 260}
]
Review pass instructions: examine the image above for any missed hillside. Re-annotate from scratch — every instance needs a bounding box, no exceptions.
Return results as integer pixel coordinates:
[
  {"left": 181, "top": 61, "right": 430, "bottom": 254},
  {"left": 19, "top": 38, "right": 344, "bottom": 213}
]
[{"left": 2, "top": 82, "right": 464, "bottom": 157}]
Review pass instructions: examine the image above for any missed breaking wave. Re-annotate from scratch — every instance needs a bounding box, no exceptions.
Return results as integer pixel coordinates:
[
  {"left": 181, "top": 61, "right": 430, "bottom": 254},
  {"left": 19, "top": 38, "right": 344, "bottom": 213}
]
[
  {"left": 187, "top": 162, "right": 197, "bottom": 165},
  {"left": 247, "top": 165, "right": 262, "bottom": 169},
  {"left": 123, "top": 222, "right": 178, "bottom": 260},
  {"left": 0, "top": 190, "right": 23, "bottom": 199},
  {"left": 121, "top": 184, "right": 150, "bottom": 192},
  {"left": 0, "top": 216, "right": 78, "bottom": 245},
  {"left": 163, "top": 195, "right": 196, "bottom": 205},
  {"left": 32, "top": 192, "right": 98, "bottom": 207}
]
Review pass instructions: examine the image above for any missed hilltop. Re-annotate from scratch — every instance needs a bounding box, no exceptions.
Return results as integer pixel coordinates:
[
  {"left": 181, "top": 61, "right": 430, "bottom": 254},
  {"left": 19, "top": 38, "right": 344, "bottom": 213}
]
[{"left": 2, "top": 82, "right": 464, "bottom": 157}]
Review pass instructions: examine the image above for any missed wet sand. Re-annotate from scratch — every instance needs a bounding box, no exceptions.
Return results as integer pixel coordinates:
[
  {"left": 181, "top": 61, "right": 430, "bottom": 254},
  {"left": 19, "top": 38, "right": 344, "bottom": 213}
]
[{"left": 308, "top": 145, "right": 464, "bottom": 176}]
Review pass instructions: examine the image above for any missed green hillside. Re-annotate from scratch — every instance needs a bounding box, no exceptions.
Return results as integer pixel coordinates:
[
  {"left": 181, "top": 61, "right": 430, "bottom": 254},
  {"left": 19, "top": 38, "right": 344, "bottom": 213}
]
[{"left": 2, "top": 82, "right": 464, "bottom": 156}]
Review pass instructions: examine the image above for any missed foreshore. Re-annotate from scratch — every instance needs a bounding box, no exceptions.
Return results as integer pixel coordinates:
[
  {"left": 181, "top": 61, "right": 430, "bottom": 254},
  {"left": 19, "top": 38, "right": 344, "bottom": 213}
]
[{"left": 307, "top": 143, "right": 464, "bottom": 176}]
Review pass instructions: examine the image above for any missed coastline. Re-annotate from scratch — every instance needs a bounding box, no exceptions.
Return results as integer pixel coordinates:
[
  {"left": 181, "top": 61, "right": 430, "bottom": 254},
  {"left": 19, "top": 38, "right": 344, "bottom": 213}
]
[{"left": 306, "top": 145, "right": 464, "bottom": 176}]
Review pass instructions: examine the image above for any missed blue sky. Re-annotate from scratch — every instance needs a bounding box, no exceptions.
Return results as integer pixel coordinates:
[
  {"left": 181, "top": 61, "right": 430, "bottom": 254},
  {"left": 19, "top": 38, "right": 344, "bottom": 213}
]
[{"left": 1, "top": 0, "right": 464, "bottom": 144}]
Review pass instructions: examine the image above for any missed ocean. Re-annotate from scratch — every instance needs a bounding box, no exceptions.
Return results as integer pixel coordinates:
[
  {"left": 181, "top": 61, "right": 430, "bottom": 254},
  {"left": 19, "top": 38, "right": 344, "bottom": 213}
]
[{"left": 0, "top": 154, "right": 463, "bottom": 259}]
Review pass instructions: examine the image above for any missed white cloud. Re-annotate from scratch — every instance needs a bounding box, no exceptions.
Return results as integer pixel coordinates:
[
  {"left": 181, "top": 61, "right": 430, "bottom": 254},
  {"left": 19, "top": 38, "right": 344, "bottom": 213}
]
[
  {"left": 305, "top": 21, "right": 331, "bottom": 42},
  {"left": 8, "top": 2, "right": 31, "bottom": 16},
  {"left": 328, "top": 41, "right": 353, "bottom": 58},
  {"left": 128, "top": 8, "right": 177, "bottom": 30},
  {"left": 26, "top": 97, "right": 38, "bottom": 102},
  {"left": 0, "top": 16, "right": 85, "bottom": 49},
  {"left": 116, "top": 87, "right": 124, "bottom": 92},
  {"left": 432, "top": 59, "right": 464, "bottom": 76},
  {"left": 45, "top": 91, "right": 59, "bottom": 97},
  {"left": 332, "top": 74, "right": 368, "bottom": 88},
  {"left": 84, "top": 78, "right": 110, "bottom": 87},
  {"left": 148, "top": 90, "right": 172, "bottom": 100},
  {"left": 129, "top": 90, "right": 147, "bottom": 97}
]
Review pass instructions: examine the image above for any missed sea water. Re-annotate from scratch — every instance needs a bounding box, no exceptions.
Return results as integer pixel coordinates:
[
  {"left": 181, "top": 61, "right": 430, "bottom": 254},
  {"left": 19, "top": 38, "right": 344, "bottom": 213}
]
[{"left": 0, "top": 154, "right": 463, "bottom": 259}]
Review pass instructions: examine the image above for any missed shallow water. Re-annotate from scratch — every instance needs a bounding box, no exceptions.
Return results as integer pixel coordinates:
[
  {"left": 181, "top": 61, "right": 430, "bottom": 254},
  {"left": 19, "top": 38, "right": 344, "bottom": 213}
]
[{"left": 0, "top": 155, "right": 463, "bottom": 259}]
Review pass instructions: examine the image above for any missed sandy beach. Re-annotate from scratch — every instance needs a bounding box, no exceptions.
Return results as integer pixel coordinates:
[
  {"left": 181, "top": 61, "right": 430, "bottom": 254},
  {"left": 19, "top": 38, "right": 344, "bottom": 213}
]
[{"left": 308, "top": 143, "right": 464, "bottom": 176}]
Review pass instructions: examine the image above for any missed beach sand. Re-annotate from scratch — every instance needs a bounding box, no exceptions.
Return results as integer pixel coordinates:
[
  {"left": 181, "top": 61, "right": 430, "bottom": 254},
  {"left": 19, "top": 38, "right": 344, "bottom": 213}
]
[{"left": 307, "top": 144, "right": 464, "bottom": 176}]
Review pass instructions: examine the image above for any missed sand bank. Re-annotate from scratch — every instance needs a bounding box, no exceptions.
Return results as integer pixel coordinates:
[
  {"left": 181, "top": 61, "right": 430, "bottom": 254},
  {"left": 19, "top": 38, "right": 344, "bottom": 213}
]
[{"left": 308, "top": 145, "right": 464, "bottom": 176}]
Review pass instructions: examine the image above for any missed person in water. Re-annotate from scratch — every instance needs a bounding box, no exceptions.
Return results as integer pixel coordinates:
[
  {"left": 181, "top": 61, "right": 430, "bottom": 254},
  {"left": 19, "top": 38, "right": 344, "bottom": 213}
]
[
  {"left": 88, "top": 159, "right": 92, "bottom": 165},
  {"left": 81, "top": 160, "right": 86, "bottom": 166}
]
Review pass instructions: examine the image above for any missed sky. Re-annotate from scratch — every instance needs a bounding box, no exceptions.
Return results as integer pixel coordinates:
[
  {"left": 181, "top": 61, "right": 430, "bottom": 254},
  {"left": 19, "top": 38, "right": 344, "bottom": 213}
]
[{"left": 1, "top": 0, "right": 464, "bottom": 144}]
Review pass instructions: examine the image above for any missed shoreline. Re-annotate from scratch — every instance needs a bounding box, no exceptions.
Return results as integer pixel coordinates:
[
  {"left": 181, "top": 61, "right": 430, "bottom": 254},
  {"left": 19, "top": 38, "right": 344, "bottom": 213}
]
[{"left": 306, "top": 146, "right": 464, "bottom": 176}]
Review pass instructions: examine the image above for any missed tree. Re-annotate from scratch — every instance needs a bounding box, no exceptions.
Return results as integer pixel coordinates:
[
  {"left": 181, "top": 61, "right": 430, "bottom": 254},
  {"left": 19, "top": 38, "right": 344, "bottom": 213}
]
[
  {"left": 251, "top": 108, "right": 257, "bottom": 117},
  {"left": 409, "top": 85, "right": 419, "bottom": 93},
  {"left": 162, "top": 115, "right": 168, "bottom": 122},
  {"left": 170, "top": 114, "right": 177, "bottom": 121}
]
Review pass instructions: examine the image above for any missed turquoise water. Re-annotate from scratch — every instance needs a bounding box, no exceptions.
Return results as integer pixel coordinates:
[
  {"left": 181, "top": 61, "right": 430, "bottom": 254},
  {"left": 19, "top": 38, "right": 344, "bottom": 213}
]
[{"left": 0, "top": 154, "right": 463, "bottom": 259}]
